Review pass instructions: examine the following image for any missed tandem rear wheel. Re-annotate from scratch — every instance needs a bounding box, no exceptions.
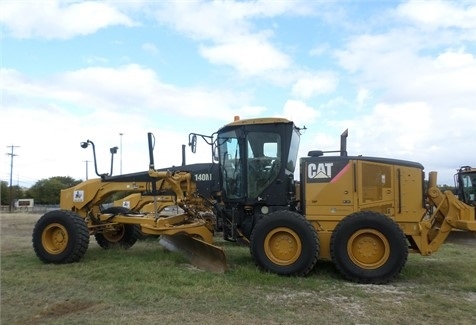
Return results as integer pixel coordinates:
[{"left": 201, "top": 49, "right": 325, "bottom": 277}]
[
  {"left": 330, "top": 211, "right": 408, "bottom": 284},
  {"left": 94, "top": 207, "right": 141, "bottom": 249},
  {"left": 250, "top": 210, "right": 319, "bottom": 276}
]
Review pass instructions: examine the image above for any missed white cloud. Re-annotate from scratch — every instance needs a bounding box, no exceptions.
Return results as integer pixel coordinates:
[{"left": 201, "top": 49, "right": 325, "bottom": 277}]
[
  {"left": 354, "top": 102, "right": 432, "bottom": 155},
  {"left": 291, "top": 73, "right": 337, "bottom": 99},
  {"left": 0, "top": 64, "right": 255, "bottom": 185},
  {"left": 153, "top": 1, "right": 299, "bottom": 76},
  {"left": 356, "top": 88, "right": 371, "bottom": 110},
  {"left": 0, "top": 0, "right": 135, "bottom": 39},
  {"left": 282, "top": 100, "right": 320, "bottom": 127},
  {"left": 1, "top": 65, "right": 244, "bottom": 119},
  {"left": 396, "top": 0, "right": 476, "bottom": 30},
  {"left": 315, "top": 100, "right": 476, "bottom": 186},
  {"left": 334, "top": 28, "right": 476, "bottom": 109},
  {"left": 334, "top": 31, "right": 420, "bottom": 74},
  {"left": 153, "top": 0, "right": 294, "bottom": 41},
  {"left": 433, "top": 48, "right": 475, "bottom": 68},
  {"left": 236, "top": 105, "right": 268, "bottom": 119},
  {"left": 199, "top": 36, "right": 290, "bottom": 76}
]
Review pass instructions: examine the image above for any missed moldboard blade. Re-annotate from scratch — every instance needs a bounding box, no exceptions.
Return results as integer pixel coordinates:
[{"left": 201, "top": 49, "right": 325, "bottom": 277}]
[{"left": 159, "top": 234, "right": 227, "bottom": 273}]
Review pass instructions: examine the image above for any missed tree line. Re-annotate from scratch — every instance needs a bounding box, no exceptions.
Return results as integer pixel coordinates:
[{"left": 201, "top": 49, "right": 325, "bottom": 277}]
[{"left": 0, "top": 176, "right": 82, "bottom": 206}]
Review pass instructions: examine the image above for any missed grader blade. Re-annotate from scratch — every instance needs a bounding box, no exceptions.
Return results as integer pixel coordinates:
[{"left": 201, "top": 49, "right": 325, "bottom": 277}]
[{"left": 159, "top": 234, "right": 227, "bottom": 273}]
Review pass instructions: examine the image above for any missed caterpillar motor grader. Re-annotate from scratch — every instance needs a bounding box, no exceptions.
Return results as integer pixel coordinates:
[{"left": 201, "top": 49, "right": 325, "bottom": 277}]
[
  {"left": 32, "top": 133, "right": 226, "bottom": 273},
  {"left": 33, "top": 117, "right": 476, "bottom": 284}
]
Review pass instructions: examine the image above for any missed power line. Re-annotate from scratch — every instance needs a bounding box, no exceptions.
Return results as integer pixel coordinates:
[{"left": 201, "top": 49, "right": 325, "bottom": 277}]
[{"left": 6, "top": 145, "right": 20, "bottom": 212}]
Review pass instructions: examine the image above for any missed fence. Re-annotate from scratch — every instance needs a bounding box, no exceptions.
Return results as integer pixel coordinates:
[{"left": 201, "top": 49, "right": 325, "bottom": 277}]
[{"left": 0, "top": 205, "right": 59, "bottom": 214}]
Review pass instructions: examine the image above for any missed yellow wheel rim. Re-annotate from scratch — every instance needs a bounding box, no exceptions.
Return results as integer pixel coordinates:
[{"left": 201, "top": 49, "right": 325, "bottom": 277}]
[
  {"left": 264, "top": 227, "right": 302, "bottom": 266},
  {"left": 42, "top": 223, "right": 69, "bottom": 255},
  {"left": 347, "top": 229, "right": 390, "bottom": 269},
  {"left": 102, "top": 225, "right": 125, "bottom": 243}
]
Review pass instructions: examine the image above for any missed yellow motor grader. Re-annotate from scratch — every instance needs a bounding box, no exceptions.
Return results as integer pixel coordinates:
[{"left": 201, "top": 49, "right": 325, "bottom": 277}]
[
  {"left": 113, "top": 193, "right": 175, "bottom": 213},
  {"left": 33, "top": 118, "right": 476, "bottom": 284},
  {"left": 32, "top": 133, "right": 226, "bottom": 273}
]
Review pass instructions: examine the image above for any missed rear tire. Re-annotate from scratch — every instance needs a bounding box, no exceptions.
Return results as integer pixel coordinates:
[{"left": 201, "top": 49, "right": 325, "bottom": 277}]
[
  {"left": 330, "top": 211, "right": 408, "bottom": 284},
  {"left": 95, "top": 207, "right": 140, "bottom": 249},
  {"left": 250, "top": 210, "right": 319, "bottom": 276},
  {"left": 32, "top": 210, "right": 89, "bottom": 264}
]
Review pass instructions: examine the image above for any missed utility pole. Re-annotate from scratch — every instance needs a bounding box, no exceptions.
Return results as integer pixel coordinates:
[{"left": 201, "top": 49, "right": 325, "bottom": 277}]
[
  {"left": 119, "top": 133, "right": 123, "bottom": 174},
  {"left": 83, "top": 160, "right": 90, "bottom": 180},
  {"left": 6, "top": 145, "right": 19, "bottom": 213}
]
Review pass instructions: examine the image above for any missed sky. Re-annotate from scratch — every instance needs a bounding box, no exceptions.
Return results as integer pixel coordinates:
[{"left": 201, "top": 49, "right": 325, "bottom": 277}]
[{"left": 1, "top": 0, "right": 475, "bottom": 189}]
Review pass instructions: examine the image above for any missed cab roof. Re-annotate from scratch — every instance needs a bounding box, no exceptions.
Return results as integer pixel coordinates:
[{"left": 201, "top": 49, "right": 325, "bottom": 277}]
[{"left": 219, "top": 117, "right": 292, "bottom": 131}]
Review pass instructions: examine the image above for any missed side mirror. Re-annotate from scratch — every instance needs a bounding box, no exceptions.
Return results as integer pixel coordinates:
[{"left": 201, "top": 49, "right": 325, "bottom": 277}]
[
  {"left": 190, "top": 134, "right": 197, "bottom": 153},
  {"left": 213, "top": 141, "right": 219, "bottom": 162}
]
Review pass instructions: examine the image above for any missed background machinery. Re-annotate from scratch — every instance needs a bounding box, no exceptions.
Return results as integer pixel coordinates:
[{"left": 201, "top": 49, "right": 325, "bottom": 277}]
[
  {"left": 33, "top": 117, "right": 476, "bottom": 284},
  {"left": 454, "top": 166, "right": 476, "bottom": 206}
]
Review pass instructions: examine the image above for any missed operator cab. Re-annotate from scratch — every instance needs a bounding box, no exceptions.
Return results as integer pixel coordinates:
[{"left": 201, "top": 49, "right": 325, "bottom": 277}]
[
  {"left": 189, "top": 117, "right": 302, "bottom": 240},
  {"left": 188, "top": 117, "right": 302, "bottom": 241},
  {"left": 216, "top": 117, "right": 300, "bottom": 207},
  {"left": 455, "top": 166, "right": 476, "bottom": 206}
]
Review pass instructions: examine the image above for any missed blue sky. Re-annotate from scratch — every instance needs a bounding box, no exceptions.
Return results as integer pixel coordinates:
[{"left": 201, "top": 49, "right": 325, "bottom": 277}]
[{"left": 1, "top": 0, "right": 475, "bottom": 188}]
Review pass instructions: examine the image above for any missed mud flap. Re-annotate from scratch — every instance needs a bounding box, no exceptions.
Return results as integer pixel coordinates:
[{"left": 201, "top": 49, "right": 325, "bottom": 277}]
[{"left": 159, "top": 234, "right": 227, "bottom": 273}]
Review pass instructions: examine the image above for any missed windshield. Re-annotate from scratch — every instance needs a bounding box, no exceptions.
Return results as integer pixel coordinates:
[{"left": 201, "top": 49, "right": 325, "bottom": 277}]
[
  {"left": 247, "top": 132, "right": 281, "bottom": 198},
  {"left": 287, "top": 128, "right": 300, "bottom": 172},
  {"left": 218, "top": 129, "right": 283, "bottom": 199},
  {"left": 218, "top": 130, "right": 243, "bottom": 199},
  {"left": 460, "top": 172, "right": 476, "bottom": 205}
]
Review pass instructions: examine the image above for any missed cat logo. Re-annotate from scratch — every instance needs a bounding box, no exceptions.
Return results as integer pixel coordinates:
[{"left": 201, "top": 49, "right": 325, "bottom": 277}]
[
  {"left": 308, "top": 163, "right": 334, "bottom": 179},
  {"left": 305, "top": 159, "right": 349, "bottom": 183}
]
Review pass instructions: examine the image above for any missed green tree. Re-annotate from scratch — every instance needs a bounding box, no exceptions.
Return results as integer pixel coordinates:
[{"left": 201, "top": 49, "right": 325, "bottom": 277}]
[
  {"left": 438, "top": 184, "right": 455, "bottom": 193},
  {"left": 1, "top": 181, "right": 8, "bottom": 205},
  {"left": 27, "top": 176, "right": 82, "bottom": 204},
  {"left": 0, "top": 181, "right": 24, "bottom": 206},
  {"left": 424, "top": 180, "right": 456, "bottom": 194}
]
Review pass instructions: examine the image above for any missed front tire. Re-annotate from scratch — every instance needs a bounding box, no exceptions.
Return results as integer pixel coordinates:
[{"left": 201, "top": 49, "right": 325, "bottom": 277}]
[
  {"left": 32, "top": 210, "right": 89, "bottom": 264},
  {"left": 330, "top": 211, "right": 408, "bottom": 284},
  {"left": 250, "top": 210, "right": 319, "bottom": 276}
]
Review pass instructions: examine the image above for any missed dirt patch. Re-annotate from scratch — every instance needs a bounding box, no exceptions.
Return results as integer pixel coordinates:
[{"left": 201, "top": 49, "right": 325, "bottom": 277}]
[
  {"left": 36, "top": 299, "right": 96, "bottom": 318},
  {"left": 26, "top": 299, "right": 97, "bottom": 325}
]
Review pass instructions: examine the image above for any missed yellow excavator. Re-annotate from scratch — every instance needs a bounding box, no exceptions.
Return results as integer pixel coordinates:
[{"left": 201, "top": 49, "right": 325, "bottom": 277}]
[{"left": 32, "top": 117, "right": 475, "bottom": 283}]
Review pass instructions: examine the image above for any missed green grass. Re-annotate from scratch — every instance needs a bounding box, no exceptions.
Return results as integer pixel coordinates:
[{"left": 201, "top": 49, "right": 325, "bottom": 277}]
[{"left": 1, "top": 213, "right": 476, "bottom": 325}]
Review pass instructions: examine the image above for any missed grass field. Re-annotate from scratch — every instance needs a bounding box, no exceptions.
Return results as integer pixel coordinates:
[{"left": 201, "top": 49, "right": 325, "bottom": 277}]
[{"left": 1, "top": 213, "right": 476, "bottom": 325}]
